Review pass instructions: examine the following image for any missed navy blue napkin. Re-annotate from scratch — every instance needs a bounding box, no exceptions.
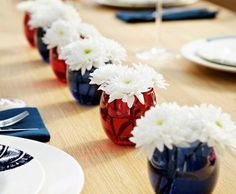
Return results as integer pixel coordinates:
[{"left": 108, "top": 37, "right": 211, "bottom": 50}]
[
  {"left": 116, "top": 7, "right": 219, "bottom": 23},
  {"left": 0, "top": 107, "right": 50, "bottom": 142}
]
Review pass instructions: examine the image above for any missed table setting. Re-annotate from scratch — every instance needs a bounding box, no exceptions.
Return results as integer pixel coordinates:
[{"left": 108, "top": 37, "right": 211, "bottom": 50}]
[
  {"left": 0, "top": 100, "right": 84, "bottom": 193},
  {"left": 0, "top": 0, "right": 236, "bottom": 193}
]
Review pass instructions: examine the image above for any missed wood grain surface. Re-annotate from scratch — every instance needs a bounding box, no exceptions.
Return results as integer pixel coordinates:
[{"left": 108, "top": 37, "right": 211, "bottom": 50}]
[{"left": 0, "top": 0, "right": 236, "bottom": 193}]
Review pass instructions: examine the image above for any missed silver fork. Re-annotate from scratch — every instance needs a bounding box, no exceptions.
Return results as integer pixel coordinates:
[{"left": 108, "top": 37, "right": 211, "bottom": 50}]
[
  {"left": 0, "top": 128, "right": 38, "bottom": 133},
  {"left": 0, "top": 111, "right": 29, "bottom": 128}
]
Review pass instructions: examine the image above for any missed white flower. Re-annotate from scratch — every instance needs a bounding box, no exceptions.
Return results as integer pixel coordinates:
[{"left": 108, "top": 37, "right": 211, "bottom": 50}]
[
  {"left": 89, "top": 64, "right": 126, "bottom": 86},
  {"left": 28, "top": 2, "right": 81, "bottom": 29},
  {"left": 90, "top": 64, "right": 168, "bottom": 108},
  {"left": 17, "top": 1, "right": 34, "bottom": 12},
  {"left": 130, "top": 102, "right": 236, "bottom": 159},
  {"left": 60, "top": 38, "right": 106, "bottom": 75},
  {"left": 134, "top": 64, "right": 169, "bottom": 89},
  {"left": 130, "top": 103, "right": 190, "bottom": 159},
  {"left": 105, "top": 71, "right": 149, "bottom": 108},
  {"left": 190, "top": 104, "right": 236, "bottom": 155},
  {"left": 62, "top": 4, "right": 81, "bottom": 22},
  {"left": 17, "top": 0, "right": 63, "bottom": 13},
  {"left": 100, "top": 37, "right": 127, "bottom": 63},
  {"left": 43, "top": 20, "right": 78, "bottom": 49},
  {"left": 73, "top": 22, "right": 101, "bottom": 39}
]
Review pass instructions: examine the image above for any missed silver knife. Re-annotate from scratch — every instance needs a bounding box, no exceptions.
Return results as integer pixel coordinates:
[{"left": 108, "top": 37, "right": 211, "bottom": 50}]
[{"left": 0, "top": 128, "right": 39, "bottom": 132}]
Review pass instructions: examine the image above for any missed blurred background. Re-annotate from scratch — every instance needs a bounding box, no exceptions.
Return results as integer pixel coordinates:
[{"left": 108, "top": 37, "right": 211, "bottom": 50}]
[{"left": 207, "top": 0, "right": 236, "bottom": 11}]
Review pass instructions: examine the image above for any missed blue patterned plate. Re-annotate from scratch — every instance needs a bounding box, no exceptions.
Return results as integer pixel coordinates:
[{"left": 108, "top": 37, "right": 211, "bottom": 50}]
[
  {"left": 0, "top": 144, "right": 45, "bottom": 194},
  {"left": 0, "top": 135, "right": 84, "bottom": 194}
]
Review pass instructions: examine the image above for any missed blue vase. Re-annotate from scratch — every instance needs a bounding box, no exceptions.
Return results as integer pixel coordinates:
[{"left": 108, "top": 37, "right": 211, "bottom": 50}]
[
  {"left": 35, "top": 27, "right": 49, "bottom": 63},
  {"left": 148, "top": 143, "right": 219, "bottom": 194},
  {"left": 67, "top": 68, "right": 102, "bottom": 106}
]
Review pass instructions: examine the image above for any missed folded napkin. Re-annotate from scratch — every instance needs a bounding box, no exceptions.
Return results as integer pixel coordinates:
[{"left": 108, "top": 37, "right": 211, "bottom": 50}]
[
  {"left": 0, "top": 107, "right": 50, "bottom": 142},
  {"left": 116, "top": 7, "right": 219, "bottom": 23}
]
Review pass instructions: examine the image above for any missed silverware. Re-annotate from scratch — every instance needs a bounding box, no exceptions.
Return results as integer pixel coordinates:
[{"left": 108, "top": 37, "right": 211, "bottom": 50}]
[
  {"left": 0, "top": 128, "right": 38, "bottom": 133},
  {"left": 0, "top": 111, "right": 29, "bottom": 128}
]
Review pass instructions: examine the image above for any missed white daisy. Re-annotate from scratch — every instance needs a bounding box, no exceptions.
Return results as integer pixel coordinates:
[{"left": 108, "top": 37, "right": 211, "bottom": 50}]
[
  {"left": 28, "top": 2, "right": 81, "bottom": 29},
  {"left": 17, "top": 1, "right": 34, "bottom": 13},
  {"left": 89, "top": 64, "right": 127, "bottom": 86},
  {"left": 62, "top": 4, "right": 81, "bottom": 22},
  {"left": 191, "top": 104, "right": 236, "bottom": 154},
  {"left": 134, "top": 64, "right": 169, "bottom": 89},
  {"left": 73, "top": 22, "right": 101, "bottom": 39},
  {"left": 43, "top": 20, "right": 78, "bottom": 49},
  {"left": 90, "top": 64, "right": 168, "bottom": 108},
  {"left": 105, "top": 71, "right": 150, "bottom": 108},
  {"left": 100, "top": 37, "right": 127, "bottom": 63},
  {"left": 130, "top": 103, "right": 190, "bottom": 159},
  {"left": 60, "top": 37, "right": 106, "bottom": 75},
  {"left": 130, "top": 102, "right": 236, "bottom": 159},
  {"left": 17, "top": 0, "right": 63, "bottom": 14}
]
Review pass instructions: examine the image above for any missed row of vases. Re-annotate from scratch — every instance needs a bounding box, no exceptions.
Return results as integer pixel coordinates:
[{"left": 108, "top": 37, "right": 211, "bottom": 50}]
[
  {"left": 24, "top": 12, "right": 157, "bottom": 145},
  {"left": 24, "top": 13, "right": 66, "bottom": 80},
  {"left": 23, "top": 13, "right": 219, "bottom": 194}
]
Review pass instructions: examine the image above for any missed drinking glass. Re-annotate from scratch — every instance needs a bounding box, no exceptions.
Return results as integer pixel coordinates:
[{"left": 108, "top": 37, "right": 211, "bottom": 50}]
[{"left": 136, "top": 0, "right": 176, "bottom": 61}]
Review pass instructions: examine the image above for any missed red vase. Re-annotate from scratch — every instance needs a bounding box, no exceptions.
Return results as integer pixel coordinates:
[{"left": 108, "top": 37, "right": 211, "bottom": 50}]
[
  {"left": 23, "top": 13, "right": 35, "bottom": 47},
  {"left": 100, "top": 89, "right": 156, "bottom": 146},
  {"left": 50, "top": 47, "right": 67, "bottom": 83}
]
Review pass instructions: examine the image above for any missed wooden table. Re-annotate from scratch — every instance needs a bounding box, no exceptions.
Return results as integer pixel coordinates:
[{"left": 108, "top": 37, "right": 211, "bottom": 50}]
[{"left": 1, "top": 0, "right": 236, "bottom": 193}]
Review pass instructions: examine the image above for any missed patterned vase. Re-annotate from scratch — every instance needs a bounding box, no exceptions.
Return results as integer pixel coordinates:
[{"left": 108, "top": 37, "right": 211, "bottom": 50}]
[
  {"left": 100, "top": 89, "right": 156, "bottom": 146},
  {"left": 50, "top": 47, "right": 67, "bottom": 83},
  {"left": 23, "top": 12, "right": 35, "bottom": 47},
  {"left": 67, "top": 68, "right": 102, "bottom": 105},
  {"left": 35, "top": 27, "right": 49, "bottom": 63},
  {"left": 148, "top": 143, "right": 219, "bottom": 194}
]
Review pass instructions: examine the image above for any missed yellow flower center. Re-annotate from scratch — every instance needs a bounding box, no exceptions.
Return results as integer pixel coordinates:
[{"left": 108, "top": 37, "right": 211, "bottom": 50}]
[
  {"left": 84, "top": 49, "right": 92, "bottom": 54},
  {"left": 215, "top": 120, "right": 223, "bottom": 128},
  {"left": 156, "top": 119, "right": 164, "bottom": 126},
  {"left": 123, "top": 79, "right": 132, "bottom": 84},
  {"left": 58, "top": 30, "right": 65, "bottom": 36}
]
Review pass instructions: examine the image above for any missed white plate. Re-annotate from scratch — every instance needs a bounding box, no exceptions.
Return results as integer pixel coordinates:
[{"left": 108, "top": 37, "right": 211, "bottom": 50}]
[
  {"left": 0, "top": 144, "right": 45, "bottom": 194},
  {"left": 181, "top": 39, "right": 236, "bottom": 73},
  {"left": 95, "top": 0, "right": 199, "bottom": 8},
  {"left": 0, "top": 136, "right": 84, "bottom": 194},
  {"left": 196, "top": 37, "right": 236, "bottom": 67}
]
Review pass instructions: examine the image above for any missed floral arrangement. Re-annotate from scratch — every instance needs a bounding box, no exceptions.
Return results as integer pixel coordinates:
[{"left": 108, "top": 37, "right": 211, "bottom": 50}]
[
  {"left": 130, "top": 102, "right": 236, "bottom": 159},
  {"left": 43, "top": 19, "right": 104, "bottom": 49},
  {"left": 60, "top": 37, "right": 106, "bottom": 75},
  {"left": 17, "top": 0, "right": 81, "bottom": 29},
  {"left": 90, "top": 64, "right": 168, "bottom": 108},
  {"left": 43, "top": 19, "right": 79, "bottom": 49}
]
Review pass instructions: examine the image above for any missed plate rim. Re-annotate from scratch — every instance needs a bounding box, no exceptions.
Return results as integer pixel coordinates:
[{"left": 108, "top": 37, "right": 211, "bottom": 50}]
[
  {"left": 95, "top": 0, "right": 199, "bottom": 8},
  {"left": 181, "top": 39, "right": 236, "bottom": 73},
  {"left": 0, "top": 135, "right": 84, "bottom": 194},
  {"left": 196, "top": 37, "right": 236, "bottom": 67}
]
